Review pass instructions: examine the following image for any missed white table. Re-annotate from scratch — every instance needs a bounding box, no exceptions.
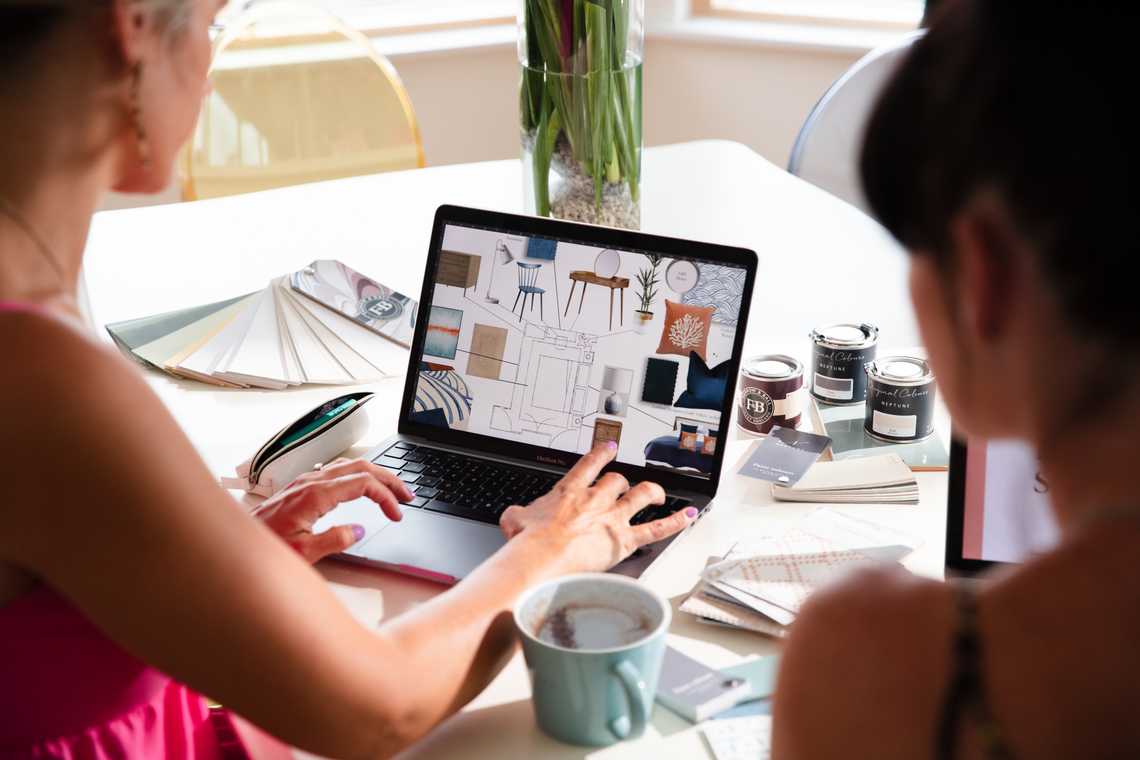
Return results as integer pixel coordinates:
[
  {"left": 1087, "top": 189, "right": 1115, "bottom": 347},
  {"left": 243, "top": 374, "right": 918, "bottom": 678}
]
[{"left": 84, "top": 141, "right": 945, "bottom": 759}]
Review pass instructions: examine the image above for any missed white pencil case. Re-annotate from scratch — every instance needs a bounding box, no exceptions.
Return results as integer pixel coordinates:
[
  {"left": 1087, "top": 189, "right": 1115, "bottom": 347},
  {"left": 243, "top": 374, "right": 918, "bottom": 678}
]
[{"left": 222, "top": 392, "right": 374, "bottom": 497}]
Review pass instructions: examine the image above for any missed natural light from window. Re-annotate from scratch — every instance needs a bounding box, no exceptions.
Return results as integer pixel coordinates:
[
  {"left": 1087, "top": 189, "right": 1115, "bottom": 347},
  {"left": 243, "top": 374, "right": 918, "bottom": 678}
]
[
  {"left": 319, "top": 0, "right": 514, "bottom": 30},
  {"left": 699, "top": 0, "right": 922, "bottom": 26}
]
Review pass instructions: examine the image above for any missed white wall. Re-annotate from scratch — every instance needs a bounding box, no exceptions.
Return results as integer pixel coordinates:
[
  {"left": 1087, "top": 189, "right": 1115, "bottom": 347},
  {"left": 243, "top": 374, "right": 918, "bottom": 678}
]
[
  {"left": 396, "top": 37, "right": 860, "bottom": 169},
  {"left": 101, "top": 35, "right": 861, "bottom": 210}
]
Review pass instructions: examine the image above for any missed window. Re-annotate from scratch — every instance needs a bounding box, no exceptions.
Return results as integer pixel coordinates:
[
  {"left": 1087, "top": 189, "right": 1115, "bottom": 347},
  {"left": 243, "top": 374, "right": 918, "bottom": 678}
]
[
  {"left": 297, "top": 0, "right": 514, "bottom": 33},
  {"left": 216, "top": 1, "right": 515, "bottom": 36},
  {"left": 694, "top": 0, "right": 923, "bottom": 28}
]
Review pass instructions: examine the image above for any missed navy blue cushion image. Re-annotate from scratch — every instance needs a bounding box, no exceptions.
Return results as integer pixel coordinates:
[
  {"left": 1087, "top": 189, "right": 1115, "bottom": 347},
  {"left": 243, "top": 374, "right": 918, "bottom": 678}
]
[
  {"left": 643, "top": 435, "right": 713, "bottom": 474},
  {"left": 410, "top": 408, "right": 449, "bottom": 428},
  {"left": 674, "top": 352, "right": 729, "bottom": 411}
]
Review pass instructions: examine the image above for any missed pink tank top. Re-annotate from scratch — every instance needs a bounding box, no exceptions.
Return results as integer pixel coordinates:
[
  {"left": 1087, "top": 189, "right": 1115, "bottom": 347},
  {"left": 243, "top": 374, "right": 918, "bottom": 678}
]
[
  {"left": 0, "top": 301, "right": 242, "bottom": 759},
  {"left": 0, "top": 587, "right": 224, "bottom": 759}
]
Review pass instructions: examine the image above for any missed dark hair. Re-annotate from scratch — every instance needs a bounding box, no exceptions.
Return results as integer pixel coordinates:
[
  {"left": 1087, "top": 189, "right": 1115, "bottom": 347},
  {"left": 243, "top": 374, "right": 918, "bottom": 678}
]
[
  {"left": 861, "top": 1, "right": 1137, "bottom": 347},
  {"left": 0, "top": 6, "right": 69, "bottom": 77},
  {"left": 1, "top": 1, "right": 189, "bottom": 84}
]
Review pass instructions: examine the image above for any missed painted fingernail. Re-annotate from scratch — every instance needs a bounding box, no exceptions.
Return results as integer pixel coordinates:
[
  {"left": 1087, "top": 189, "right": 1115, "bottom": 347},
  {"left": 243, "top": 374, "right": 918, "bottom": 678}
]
[
  {"left": 351, "top": 524, "right": 366, "bottom": 542},
  {"left": 684, "top": 507, "right": 699, "bottom": 519},
  {"left": 606, "top": 441, "right": 618, "bottom": 451}
]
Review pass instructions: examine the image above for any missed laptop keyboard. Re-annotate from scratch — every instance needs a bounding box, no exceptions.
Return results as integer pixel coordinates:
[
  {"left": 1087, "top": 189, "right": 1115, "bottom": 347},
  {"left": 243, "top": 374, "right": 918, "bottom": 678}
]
[{"left": 374, "top": 442, "right": 693, "bottom": 528}]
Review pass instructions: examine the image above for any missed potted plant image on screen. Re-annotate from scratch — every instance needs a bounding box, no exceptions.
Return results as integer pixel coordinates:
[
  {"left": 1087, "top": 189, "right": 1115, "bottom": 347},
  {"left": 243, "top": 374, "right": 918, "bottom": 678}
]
[{"left": 634, "top": 254, "right": 662, "bottom": 333}]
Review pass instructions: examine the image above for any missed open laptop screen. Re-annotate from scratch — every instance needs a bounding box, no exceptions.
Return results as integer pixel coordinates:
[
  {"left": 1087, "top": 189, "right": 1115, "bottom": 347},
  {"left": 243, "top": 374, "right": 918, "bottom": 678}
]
[
  {"left": 947, "top": 437, "right": 1059, "bottom": 573},
  {"left": 402, "top": 209, "right": 753, "bottom": 487}
]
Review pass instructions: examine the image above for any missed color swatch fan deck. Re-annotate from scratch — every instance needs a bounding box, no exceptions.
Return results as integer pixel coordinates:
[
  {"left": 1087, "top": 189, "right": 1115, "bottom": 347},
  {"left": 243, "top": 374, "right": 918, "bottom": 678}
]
[{"left": 106, "top": 260, "right": 414, "bottom": 389}]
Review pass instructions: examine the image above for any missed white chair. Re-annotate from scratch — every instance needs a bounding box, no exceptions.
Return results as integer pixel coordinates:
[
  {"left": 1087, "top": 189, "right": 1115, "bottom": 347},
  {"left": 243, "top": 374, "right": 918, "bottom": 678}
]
[{"left": 787, "top": 31, "right": 924, "bottom": 214}]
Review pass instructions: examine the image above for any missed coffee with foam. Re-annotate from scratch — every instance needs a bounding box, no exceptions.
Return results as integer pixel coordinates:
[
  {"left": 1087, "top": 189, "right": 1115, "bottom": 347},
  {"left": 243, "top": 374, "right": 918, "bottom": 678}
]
[{"left": 537, "top": 603, "right": 653, "bottom": 650}]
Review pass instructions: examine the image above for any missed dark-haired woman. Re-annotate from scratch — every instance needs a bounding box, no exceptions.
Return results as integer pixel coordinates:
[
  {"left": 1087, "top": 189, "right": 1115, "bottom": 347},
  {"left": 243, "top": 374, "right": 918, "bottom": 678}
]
[
  {"left": 773, "top": 2, "right": 1140, "bottom": 758},
  {"left": 0, "top": 2, "right": 695, "bottom": 757}
]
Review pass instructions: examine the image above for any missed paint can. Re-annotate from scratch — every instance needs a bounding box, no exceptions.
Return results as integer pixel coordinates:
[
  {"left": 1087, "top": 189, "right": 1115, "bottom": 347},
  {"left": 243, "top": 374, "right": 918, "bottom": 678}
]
[
  {"left": 737, "top": 355, "right": 806, "bottom": 435},
  {"left": 809, "top": 323, "right": 880, "bottom": 405},
  {"left": 864, "top": 356, "right": 937, "bottom": 442}
]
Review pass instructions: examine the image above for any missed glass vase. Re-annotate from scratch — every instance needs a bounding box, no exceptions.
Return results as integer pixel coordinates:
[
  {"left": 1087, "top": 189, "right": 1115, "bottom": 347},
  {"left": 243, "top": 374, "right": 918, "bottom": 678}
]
[{"left": 518, "top": 0, "right": 644, "bottom": 230}]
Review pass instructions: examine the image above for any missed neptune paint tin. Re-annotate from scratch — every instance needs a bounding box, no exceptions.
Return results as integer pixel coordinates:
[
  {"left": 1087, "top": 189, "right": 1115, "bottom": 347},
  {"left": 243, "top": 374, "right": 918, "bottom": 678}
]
[
  {"left": 809, "top": 323, "right": 879, "bottom": 405},
  {"left": 864, "top": 356, "right": 937, "bottom": 442}
]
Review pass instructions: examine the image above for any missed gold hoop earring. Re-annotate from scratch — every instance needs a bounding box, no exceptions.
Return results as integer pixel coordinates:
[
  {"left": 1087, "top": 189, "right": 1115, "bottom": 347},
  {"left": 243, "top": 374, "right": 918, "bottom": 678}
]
[{"left": 130, "top": 61, "right": 151, "bottom": 171}]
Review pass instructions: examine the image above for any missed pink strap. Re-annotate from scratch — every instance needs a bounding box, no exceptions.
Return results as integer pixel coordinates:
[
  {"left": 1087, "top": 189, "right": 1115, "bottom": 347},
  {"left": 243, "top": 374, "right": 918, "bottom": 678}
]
[{"left": 0, "top": 300, "right": 49, "bottom": 317}]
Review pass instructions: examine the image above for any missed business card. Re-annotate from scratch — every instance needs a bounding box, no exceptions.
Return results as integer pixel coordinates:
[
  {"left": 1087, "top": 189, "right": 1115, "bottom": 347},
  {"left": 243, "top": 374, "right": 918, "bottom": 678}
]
[{"left": 737, "top": 427, "right": 831, "bottom": 485}]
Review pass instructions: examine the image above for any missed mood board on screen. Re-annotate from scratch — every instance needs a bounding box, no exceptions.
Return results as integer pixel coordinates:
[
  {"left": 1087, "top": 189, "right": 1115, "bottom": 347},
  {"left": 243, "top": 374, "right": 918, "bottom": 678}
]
[{"left": 406, "top": 223, "right": 748, "bottom": 480}]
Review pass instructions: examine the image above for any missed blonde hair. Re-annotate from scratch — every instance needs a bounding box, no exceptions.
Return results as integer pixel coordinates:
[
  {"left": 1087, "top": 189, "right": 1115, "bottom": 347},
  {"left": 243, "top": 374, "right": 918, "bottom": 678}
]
[{"left": 139, "top": 0, "right": 195, "bottom": 36}]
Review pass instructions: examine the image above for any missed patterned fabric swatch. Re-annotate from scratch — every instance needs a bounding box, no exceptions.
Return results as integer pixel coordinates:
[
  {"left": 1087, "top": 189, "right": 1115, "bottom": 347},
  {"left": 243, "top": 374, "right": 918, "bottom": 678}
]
[{"left": 414, "top": 366, "right": 473, "bottom": 424}]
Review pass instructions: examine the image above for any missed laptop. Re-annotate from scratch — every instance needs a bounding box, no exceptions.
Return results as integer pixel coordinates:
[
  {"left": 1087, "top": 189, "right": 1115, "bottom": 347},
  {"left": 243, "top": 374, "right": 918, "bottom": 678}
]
[
  {"left": 944, "top": 434, "right": 1059, "bottom": 576},
  {"left": 313, "top": 205, "right": 758, "bottom": 583}
]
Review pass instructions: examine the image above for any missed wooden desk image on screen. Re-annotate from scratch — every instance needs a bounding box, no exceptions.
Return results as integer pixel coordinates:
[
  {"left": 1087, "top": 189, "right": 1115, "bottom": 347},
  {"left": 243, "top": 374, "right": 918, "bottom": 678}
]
[{"left": 565, "top": 271, "right": 630, "bottom": 330}]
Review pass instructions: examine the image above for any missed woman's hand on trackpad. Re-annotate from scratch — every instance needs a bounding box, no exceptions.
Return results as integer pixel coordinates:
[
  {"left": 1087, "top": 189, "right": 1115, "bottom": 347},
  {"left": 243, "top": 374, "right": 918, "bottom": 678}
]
[{"left": 256, "top": 458, "right": 412, "bottom": 564}]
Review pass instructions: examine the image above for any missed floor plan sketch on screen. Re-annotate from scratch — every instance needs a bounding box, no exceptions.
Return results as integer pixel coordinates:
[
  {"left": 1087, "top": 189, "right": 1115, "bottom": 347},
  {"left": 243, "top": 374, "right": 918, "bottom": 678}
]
[{"left": 488, "top": 323, "right": 597, "bottom": 450}]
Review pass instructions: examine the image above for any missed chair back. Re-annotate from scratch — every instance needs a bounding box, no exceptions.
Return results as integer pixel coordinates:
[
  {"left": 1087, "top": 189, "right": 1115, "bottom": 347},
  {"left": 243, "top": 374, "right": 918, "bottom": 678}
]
[
  {"left": 180, "top": 0, "right": 424, "bottom": 201},
  {"left": 517, "top": 262, "right": 542, "bottom": 290},
  {"left": 787, "top": 31, "right": 923, "bottom": 213}
]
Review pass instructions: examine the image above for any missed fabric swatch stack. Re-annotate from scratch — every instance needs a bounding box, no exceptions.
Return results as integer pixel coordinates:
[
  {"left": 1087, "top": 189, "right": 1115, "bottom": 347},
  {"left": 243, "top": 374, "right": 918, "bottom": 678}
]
[
  {"left": 681, "top": 509, "right": 915, "bottom": 637},
  {"left": 106, "top": 260, "right": 414, "bottom": 389}
]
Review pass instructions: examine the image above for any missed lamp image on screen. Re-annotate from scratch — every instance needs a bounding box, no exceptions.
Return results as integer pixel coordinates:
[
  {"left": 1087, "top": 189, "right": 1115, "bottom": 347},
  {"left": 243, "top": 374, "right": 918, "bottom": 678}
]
[
  {"left": 485, "top": 238, "right": 521, "bottom": 304},
  {"left": 598, "top": 366, "right": 634, "bottom": 417}
]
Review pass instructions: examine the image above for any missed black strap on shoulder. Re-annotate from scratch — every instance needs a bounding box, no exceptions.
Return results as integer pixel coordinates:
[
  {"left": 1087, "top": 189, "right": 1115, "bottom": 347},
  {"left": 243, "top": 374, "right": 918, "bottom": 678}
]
[{"left": 935, "top": 581, "right": 1015, "bottom": 760}]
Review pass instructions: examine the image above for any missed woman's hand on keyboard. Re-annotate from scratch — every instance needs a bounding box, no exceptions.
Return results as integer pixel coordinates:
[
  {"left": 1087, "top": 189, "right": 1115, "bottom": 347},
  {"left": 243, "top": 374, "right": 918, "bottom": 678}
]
[
  {"left": 499, "top": 442, "right": 698, "bottom": 572},
  {"left": 256, "top": 458, "right": 413, "bottom": 564}
]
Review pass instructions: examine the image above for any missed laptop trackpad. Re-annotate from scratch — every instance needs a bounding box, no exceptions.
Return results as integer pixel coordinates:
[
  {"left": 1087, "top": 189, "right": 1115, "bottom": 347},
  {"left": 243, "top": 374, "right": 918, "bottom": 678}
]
[
  {"left": 311, "top": 496, "right": 392, "bottom": 543},
  {"left": 358, "top": 509, "right": 507, "bottom": 583}
]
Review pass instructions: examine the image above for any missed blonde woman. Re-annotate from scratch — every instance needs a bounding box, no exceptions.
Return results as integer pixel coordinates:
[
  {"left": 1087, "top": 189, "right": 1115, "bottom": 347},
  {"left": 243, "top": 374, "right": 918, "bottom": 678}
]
[{"left": 0, "top": 3, "right": 695, "bottom": 757}]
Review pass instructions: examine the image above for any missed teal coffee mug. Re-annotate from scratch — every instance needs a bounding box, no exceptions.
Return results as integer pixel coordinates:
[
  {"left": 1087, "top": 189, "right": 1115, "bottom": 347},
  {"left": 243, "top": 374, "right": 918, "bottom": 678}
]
[{"left": 514, "top": 573, "right": 670, "bottom": 747}]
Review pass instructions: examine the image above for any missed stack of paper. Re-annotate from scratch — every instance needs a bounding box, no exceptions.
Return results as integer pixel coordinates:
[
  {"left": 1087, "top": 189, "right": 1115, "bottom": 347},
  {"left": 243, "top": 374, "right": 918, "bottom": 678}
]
[
  {"left": 770, "top": 454, "right": 919, "bottom": 504},
  {"left": 680, "top": 510, "right": 916, "bottom": 636},
  {"left": 106, "top": 260, "right": 415, "bottom": 389}
]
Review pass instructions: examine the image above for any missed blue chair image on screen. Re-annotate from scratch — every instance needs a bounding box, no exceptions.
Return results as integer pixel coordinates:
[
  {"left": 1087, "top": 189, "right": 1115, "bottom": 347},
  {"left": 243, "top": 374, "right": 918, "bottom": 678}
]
[{"left": 512, "top": 262, "right": 546, "bottom": 322}]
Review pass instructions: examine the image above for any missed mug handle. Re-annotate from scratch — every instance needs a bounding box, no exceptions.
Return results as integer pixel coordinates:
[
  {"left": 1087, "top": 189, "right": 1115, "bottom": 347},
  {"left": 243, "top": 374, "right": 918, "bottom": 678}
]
[{"left": 609, "top": 660, "right": 650, "bottom": 741}]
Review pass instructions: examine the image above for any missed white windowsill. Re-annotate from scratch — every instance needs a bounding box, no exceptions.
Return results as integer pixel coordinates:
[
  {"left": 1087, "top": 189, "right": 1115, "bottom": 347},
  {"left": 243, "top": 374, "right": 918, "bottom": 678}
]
[
  {"left": 299, "top": 14, "right": 911, "bottom": 64},
  {"left": 366, "top": 23, "right": 517, "bottom": 61},
  {"left": 217, "top": 11, "right": 916, "bottom": 69},
  {"left": 649, "top": 16, "right": 912, "bottom": 55}
]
